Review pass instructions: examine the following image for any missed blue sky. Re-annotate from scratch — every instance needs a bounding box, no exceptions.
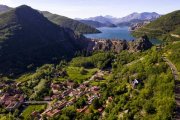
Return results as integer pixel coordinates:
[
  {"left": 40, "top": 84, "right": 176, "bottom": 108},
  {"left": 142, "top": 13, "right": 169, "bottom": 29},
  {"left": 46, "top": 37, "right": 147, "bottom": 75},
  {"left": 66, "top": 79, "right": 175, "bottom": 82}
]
[{"left": 0, "top": 0, "right": 179, "bottom": 18}]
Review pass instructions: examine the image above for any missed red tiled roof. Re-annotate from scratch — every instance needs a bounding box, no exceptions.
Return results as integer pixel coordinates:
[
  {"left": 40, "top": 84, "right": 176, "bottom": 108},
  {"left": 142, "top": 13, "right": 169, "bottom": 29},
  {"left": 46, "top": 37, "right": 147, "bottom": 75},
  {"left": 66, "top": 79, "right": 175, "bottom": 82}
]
[{"left": 46, "top": 109, "right": 61, "bottom": 117}]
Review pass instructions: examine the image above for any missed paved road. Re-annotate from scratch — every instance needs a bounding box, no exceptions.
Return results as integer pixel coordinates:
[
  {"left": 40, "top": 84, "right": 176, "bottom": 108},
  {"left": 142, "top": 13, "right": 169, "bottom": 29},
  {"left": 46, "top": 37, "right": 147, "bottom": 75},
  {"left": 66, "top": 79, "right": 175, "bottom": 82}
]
[
  {"left": 24, "top": 101, "right": 50, "bottom": 104},
  {"left": 162, "top": 57, "right": 180, "bottom": 119}
]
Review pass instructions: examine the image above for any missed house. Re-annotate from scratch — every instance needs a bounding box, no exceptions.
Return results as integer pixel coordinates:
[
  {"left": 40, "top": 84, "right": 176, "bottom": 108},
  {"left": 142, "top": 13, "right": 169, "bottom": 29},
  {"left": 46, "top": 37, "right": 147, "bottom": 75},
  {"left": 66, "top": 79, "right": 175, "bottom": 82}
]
[
  {"left": 62, "top": 89, "right": 72, "bottom": 97},
  {"left": 131, "top": 79, "right": 139, "bottom": 88},
  {"left": 0, "top": 83, "right": 6, "bottom": 89},
  {"left": 77, "top": 106, "right": 88, "bottom": 113},
  {"left": 67, "top": 97, "right": 76, "bottom": 106},
  {"left": 79, "top": 84, "right": 86, "bottom": 90},
  {"left": 51, "top": 83, "right": 62, "bottom": 94},
  {"left": 6, "top": 101, "right": 21, "bottom": 111},
  {"left": 66, "top": 80, "right": 75, "bottom": 89},
  {"left": 0, "top": 93, "right": 24, "bottom": 111},
  {"left": 98, "top": 107, "right": 104, "bottom": 113},
  {"left": 31, "top": 111, "right": 41, "bottom": 119},
  {"left": 91, "top": 86, "right": 100, "bottom": 91},
  {"left": 69, "top": 90, "right": 79, "bottom": 97},
  {"left": 45, "top": 109, "right": 61, "bottom": 118},
  {"left": 56, "top": 101, "right": 67, "bottom": 109},
  {"left": 44, "top": 96, "right": 51, "bottom": 101},
  {"left": 88, "top": 95, "right": 99, "bottom": 104},
  {"left": 51, "top": 95, "right": 62, "bottom": 100},
  {"left": 95, "top": 76, "right": 104, "bottom": 81},
  {"left": 78, "top": 91, "right": 85, "bottom": 97},
  {"left": 108, "top": 96, "right": 113, "bottom": 102},
  {"left": 14, "top": 94, "right": 24, "bottom": 103},
  {"left": 66, "top": 97, "right": 76, "bottom": 106},
  {"left": 0, "top": 93, "right": 9, "bottom": 104}
]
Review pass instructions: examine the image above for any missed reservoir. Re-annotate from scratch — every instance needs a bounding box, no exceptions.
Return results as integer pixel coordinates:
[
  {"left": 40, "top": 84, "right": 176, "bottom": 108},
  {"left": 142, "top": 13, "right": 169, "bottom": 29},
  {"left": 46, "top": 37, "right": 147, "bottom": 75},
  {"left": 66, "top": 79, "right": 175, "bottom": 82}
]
[
  {"left": 84, "top": 26, "right": 162, "bottom": 45},
  {"left": 84, "top": 27, "right": 135, "bottom": 41}
]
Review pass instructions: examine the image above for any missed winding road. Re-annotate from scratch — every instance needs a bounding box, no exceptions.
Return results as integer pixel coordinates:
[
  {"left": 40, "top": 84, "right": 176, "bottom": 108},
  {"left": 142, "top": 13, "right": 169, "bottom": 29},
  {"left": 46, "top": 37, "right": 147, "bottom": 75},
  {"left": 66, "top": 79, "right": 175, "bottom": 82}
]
[{"left": 162, "top": 57, "right": 180, "bottom": 119}]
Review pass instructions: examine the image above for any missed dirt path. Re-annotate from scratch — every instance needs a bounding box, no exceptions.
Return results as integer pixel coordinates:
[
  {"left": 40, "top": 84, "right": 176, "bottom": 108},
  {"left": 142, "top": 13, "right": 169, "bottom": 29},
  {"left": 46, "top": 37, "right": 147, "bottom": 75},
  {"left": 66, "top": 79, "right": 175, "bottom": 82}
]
[
  {"left": 162, "top": 57, "right": 180, "bottom": 119},
  {"left": 171, "top": 34, "right": 180, "bottom": 38},
  {"left": 126, "top": 57, "right": 145, "bottom": 66}
]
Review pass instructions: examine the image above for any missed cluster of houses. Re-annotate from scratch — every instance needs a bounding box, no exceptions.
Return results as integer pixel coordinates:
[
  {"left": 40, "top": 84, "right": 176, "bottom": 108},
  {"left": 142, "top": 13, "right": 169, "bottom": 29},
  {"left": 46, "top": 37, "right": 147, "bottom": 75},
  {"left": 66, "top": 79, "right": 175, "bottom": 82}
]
[
  {"left": 0, "top": 70, "right": 111, "bottom": 119},
  {"left": 0, "top": 93, "right": 24, "bottom": 111},
  {"left": 0, "top": 81, "right": 25, "bottom": 111},
  {"left": 37, "top": 81, "right": 102, "bottom": 118}
]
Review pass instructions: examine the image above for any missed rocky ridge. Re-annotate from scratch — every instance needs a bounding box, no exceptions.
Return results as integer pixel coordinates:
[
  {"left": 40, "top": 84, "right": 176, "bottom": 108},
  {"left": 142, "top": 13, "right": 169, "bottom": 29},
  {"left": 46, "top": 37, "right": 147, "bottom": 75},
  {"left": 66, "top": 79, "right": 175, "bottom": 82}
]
[{"left": 88, "top": 35, "right": 153, "bottom": 52}]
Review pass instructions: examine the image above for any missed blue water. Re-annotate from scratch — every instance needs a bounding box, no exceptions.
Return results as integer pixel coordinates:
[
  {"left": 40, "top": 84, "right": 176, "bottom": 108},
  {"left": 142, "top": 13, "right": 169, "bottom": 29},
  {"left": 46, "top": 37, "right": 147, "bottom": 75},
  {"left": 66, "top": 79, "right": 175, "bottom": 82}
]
[
  {"left": 84, "top": 27, "right": 162, "bottom": 45},
  {"left": 84, "top": 27, "right": 135, "bottom": 41}
]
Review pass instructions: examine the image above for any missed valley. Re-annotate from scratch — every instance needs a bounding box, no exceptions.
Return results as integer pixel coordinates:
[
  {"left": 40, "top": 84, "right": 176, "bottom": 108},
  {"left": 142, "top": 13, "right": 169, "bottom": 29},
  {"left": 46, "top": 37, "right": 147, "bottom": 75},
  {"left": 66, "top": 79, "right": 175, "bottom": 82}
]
[{"left": 0, "top": 2, "right": 179, "bottom": 120}]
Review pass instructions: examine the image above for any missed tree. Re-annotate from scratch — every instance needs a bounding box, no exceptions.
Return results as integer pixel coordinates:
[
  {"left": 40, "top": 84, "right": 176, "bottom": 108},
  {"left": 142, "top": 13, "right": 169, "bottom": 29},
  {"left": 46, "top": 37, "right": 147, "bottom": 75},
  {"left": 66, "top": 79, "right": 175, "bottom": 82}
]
[
  {"left": 92, "top": 98, "right": 101, "bottom": 109},
  {"left": 75, "top": 97, "right": 87, "bottom": 108}
]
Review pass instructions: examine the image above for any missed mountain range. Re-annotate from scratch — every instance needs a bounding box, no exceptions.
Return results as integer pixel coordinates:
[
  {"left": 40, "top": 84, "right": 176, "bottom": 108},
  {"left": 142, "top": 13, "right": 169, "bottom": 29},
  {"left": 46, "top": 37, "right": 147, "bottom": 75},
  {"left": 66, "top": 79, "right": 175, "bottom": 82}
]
[
  {"left": 115, "top": 12, "right": 161, "bottom": 23},
  {"left": 1, "top": 4, "right": 161, "bottom": 29},
  {"left": 79, "top": 20, "right": 116, "bottom": 28},
  {"left": 0, "top": 4, "right": 178, "bottom": 77},
  {"left": 41, "top": 11, "right": 100, "bottom": 34},
  {"left": 77, "top": 12, "right": 161, "bottom": 27},
  {"left": 0, "top": 5, "right": 100, "bottom": 34}
]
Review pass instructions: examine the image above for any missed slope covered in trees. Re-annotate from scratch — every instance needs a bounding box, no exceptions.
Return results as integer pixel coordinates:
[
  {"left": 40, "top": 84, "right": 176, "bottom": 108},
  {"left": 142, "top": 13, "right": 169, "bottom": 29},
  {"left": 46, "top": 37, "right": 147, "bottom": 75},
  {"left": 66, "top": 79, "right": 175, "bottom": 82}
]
[
  {"left": 133, "top": 10, "right": 180, "bottom": 40},
  {"left": 0, "top": 5, "right": 90, "bottom": 76},
  {"left": 41, "top": 11, "right": 101, "bottom": 34},
  {"left": 79, "top": 20, "right": 116, "bottom": 28}
]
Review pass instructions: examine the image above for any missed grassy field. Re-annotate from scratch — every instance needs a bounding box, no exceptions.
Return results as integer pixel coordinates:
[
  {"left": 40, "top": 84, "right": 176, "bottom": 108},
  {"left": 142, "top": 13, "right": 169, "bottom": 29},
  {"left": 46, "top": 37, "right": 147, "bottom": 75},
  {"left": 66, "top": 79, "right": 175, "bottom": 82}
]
[
  {"left": 66, "top": 67, "right": 98, "bottom": 83},
  {"left": 21, "top": 105, "right": 46, "bottom": 119},
  {"left": 16, "top": 73, "right": 34, "bottom": 83}
]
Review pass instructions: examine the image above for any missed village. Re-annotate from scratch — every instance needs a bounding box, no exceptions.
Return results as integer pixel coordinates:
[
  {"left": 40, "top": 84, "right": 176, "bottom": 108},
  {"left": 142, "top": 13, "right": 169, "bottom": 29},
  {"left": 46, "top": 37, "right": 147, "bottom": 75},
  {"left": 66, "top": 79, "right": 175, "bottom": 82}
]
[
  {"left": 0, "top": 69, "right": 140, "bottom": 119},
  {"left": 0, "top": 70, "right": 109, "bottom": 119}
]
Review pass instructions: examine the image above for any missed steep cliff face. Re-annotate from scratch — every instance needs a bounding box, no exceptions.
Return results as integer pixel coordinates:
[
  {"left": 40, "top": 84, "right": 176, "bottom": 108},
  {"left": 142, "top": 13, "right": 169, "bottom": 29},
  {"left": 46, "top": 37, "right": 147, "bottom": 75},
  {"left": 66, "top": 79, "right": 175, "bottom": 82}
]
[
  {"left": 89, "top": 35, "right": 153, "bottom": 53},
  {"left": 92, "top": 39, "right": 128, "bottom": 52},
  {"left": 128, "top": 35, "right": 153, "bottom": 52}
]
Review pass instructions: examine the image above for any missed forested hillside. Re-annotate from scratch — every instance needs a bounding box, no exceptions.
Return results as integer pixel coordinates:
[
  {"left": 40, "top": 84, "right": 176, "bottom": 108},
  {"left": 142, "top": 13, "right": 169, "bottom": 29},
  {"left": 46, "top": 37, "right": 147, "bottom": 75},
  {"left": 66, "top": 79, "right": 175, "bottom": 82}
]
[
  {"left": 42, "top": 11, "right": 101, "bottom": 34},
  {"left": 133, "top": 10, "right": 180, "bottom": 41},
  {"left": 0, "top": 5, "right": 89, "bottom": 76}
]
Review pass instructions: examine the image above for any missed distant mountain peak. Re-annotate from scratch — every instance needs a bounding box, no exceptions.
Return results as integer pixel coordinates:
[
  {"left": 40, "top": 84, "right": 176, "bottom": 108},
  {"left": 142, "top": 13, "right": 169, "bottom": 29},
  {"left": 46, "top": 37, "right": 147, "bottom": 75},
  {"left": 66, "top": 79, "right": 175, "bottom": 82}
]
[
  {"left": 16, "top": 4, "right": 31, "bottom": 8},
  {"left": 0, "top": 4, "right": 12, "bottom": 13},
  {"left": 80, "top": 12, "right": 160, "bottom": 25},
  {"left": 104, "top": 15, "right": 116, "bottom": 18}
]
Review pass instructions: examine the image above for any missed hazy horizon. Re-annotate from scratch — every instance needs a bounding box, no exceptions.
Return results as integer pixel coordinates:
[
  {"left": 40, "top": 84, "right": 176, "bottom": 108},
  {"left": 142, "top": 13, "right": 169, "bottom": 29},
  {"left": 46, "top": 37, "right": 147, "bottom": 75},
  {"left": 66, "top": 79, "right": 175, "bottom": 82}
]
[{"left": 0, "top": 0, "right": 179, "bottom": 19}]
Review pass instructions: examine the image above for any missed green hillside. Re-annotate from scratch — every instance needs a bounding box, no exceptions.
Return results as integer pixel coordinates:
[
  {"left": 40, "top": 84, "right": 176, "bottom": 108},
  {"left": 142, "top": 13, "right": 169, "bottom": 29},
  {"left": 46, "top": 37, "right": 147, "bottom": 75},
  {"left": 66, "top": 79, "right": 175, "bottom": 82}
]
[
  {"left": 0, "top": 5, "right": 90, "bottom": 76},
  {"left": 133, "top": 10, "right": 180, "bottom": 40},
  {"left": 41, "top": 11, "right": 100, "bottom": 34}
]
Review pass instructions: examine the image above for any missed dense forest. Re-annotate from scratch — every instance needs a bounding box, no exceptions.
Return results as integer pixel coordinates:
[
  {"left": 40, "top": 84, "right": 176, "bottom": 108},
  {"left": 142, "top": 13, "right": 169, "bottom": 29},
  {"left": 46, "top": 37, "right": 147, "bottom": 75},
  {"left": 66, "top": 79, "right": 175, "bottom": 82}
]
[{"left": 42, "top": 11, "right": 101, "bottom": 34}]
